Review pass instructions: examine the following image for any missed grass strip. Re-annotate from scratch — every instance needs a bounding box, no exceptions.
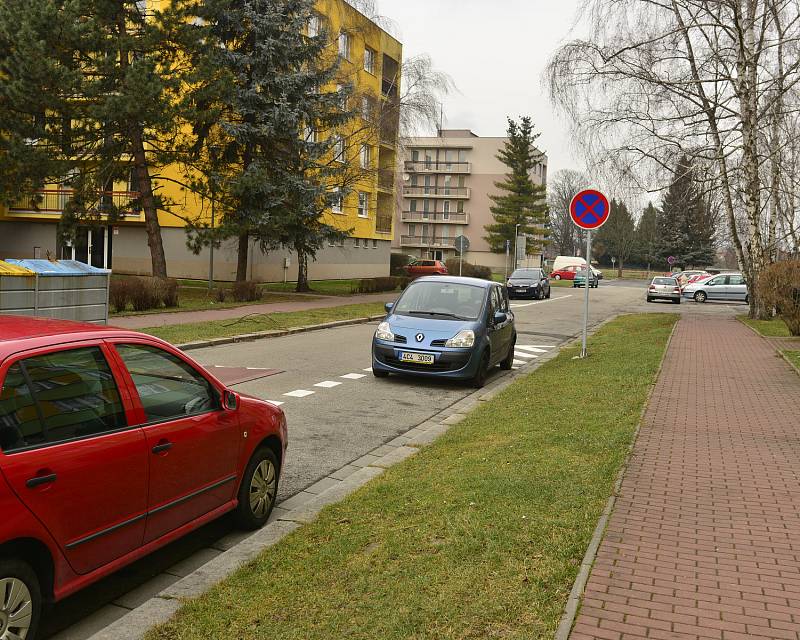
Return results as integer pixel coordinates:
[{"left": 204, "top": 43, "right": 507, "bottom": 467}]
[
  {"left": 739, "top": 315, "right": 792, "bottom": 337},
  {"left": 148, "top": 313, "right": 677, "bottom": 640},
  {"left": 111, "top": 288, "right": 309, "bottom": 317},
  {"left": 140, "top": 302, "right": 386, "bottom": 344},
  {"left": 784, "top": 350, "right": 800, "bottom": 373}
]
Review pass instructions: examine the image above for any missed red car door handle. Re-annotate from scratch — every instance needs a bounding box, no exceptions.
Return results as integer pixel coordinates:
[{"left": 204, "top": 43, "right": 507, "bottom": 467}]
[
  {"left": 152, "top": 442, "right": 173, "bottom": 454},
  {"left": 26, "top": 473, "right": 57, "bottom": 489}
]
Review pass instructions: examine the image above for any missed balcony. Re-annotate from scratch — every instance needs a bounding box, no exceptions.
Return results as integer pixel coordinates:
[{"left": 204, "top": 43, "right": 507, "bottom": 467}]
[
  {"left": 376, "top": 213, "right": 393, "bottom": 234},
  {"left": 8, "top": 189, "right": 142, "bottom": 217},
  {"left": 404, "top": 161, "right": 471, "bottom": 174},
  {"left": 378, "top": 168, "right": 395, "bottom": 192},
  {"left": 402, "top": 186, "right": 470, "bottom": 199},
  {"left": 401, "top": 211, "right": 469, "bottom": 224},
  {"left": 400, "top": 235, "right": 457, "bottom": 249}
]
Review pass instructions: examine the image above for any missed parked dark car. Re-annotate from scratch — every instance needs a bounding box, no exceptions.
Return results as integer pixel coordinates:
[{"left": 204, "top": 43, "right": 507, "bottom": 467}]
[
  {"left": 506, "top": 268, "right": 551, "bottom": 300},
  {"left": 372, "top": 276, "right": 515, "bottom": 388},
  {"left": 0, "top": 316, "right": 287, "bottom": 640}
]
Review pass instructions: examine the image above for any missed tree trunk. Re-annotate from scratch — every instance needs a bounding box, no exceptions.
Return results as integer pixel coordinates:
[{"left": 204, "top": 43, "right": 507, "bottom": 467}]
[
  {"left": 295, "top": 247, "right": 310, "bottom": 292},
  {"left": 130, "top": 129, "right": 167, "bottom": 278},
  {"left": 236, "top": 232, "right": 249, "bottom": 282},
  {"left": 617, "top": 258, "right": 623, "bottom": 278}
]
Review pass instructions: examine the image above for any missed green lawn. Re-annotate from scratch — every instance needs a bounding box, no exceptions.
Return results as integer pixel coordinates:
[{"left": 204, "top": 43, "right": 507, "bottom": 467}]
[
  {"left": 784, "top": 350, "right": 800, "bottom": 372},
  {"left": 141, "top": 302, "right": 386, "bottom": 344},
  {"left": 263, "top": 279, "right": 388, "bottom": 296},
  {"left": 739, "top": 316, "right": 792, "bottom": 337},
  {"left": 148, "top": 313, "right": 677, "bottom": 640},
  {"left": 549, "top": 279, "right": 573, "bottom": 288},
  {"left": 111, "top": 287, "right": 307, "bottom": 317}
]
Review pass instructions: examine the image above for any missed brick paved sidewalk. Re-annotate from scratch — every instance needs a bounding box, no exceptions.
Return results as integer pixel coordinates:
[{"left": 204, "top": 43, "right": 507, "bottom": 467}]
[
  {"left": 571, "top": 317, "right": 800, "bottom": 640},
  {"left": 110, "top": 292, "right": 394, "bottom": 330}
]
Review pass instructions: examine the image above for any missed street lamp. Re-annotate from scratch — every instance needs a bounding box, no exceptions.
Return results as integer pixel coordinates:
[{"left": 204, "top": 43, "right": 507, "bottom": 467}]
[{"left": 513, "top": 223, "right": 520, "bottom": 270}]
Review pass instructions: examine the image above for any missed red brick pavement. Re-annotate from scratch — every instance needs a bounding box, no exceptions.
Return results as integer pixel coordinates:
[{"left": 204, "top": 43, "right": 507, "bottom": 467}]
[{"left": 570, "top": 316, "right": 800, "bottom": 640}]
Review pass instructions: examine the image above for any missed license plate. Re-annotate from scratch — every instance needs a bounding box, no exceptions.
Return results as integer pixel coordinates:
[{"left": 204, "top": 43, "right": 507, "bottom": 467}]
[
  {"left": 400, "top": 352, "right": 434, "bottom": 365},
  {"left": 516, "top": 287, "right": 527, "bottom": 292}
]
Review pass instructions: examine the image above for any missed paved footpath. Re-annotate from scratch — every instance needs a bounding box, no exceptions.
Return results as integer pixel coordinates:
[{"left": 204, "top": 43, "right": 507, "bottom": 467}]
[
  {"left": 111, "top": 292, "right": 393, "bottom": 330},
  {"left": 571, "top": 316, "right": 800, "bottom": 640}
]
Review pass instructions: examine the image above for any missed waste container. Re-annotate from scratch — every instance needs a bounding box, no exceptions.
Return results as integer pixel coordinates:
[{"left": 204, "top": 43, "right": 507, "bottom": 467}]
[{"left": 0, "top": 259, "right": 111, "bottom": 324}]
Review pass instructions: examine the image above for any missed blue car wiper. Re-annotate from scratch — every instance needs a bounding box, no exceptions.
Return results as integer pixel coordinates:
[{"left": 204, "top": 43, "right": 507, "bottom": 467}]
[{"left": 407, "top": 310, "right": 466, "bottom": 320}]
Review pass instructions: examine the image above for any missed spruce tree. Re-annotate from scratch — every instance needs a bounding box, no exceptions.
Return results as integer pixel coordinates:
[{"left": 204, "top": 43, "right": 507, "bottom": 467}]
[
  {"left": 186, "top": 0, "right": 362, "bottom": 288},
  {"left": 484, "top": 117, "right": 549, "bottom": 256},
  {"left": 635, "top": 202, "right": 659, "bottom": 271},
  {"left": 596, "top": 199, "right": 636, "bottom": 275}
]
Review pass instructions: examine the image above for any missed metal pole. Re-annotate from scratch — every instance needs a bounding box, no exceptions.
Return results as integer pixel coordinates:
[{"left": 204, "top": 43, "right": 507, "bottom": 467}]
[
  {"left": 459, "top": 248, "right": 463, "bottom": 276},
  {"left": 581, "top": 230, "right": 592, "bottom": 358},
  {"left": 505, "top": 240, "right": 510, "bottom": 280},
  {"left": 208, "top": 194, "right": 215, "bottom": 291}
]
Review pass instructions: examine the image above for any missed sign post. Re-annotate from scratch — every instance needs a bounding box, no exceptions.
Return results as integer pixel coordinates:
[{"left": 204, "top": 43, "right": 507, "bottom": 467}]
[
  {"left": 454, "top": 235, "right": 470, "bottom": 276},
  {"left": 505, "top": 239, "right": 510, "bottom": 280},
  {"left": 570, "top": 189, "right": 611, "bottom": 358}
]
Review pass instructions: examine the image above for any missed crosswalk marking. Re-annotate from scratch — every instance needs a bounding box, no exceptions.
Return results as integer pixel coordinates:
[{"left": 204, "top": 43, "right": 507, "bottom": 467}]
[
  {"left": 514, "top": 351, "right": 537, "bottom": 359},
  {"left": 513, "top": 359, "right": 526, "bottom": 366},
  {"left": 284, "top": 389, "right": 315, "bottom": 398},
  {"left": 341, "top": 373, "right": 366, "bottom": 380},
  {"left": 516, "top": 345, "right": 553, "bottom": 352},
  {"left": 266, "top": 400, "right": 284, "bottom": 406},
  {"left": 314, "top": 381, "right": 342, "bottom": 388}
]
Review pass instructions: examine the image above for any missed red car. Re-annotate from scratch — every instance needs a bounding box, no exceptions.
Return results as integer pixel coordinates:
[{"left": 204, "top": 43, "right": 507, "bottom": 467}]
[
  {"left": 0, "top": 316, "right": 287, "bottom": 639},
  {"left": 550, "top": 265, "right": 582, "bottom": 281},
  {"left": 403, "top": 259, "right": 448, "bottom": 278}
]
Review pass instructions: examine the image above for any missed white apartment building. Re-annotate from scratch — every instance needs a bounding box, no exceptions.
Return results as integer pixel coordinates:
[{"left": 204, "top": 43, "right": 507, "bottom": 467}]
[{"left": 393, "top": 129, "right": 548, "bottom": 271}]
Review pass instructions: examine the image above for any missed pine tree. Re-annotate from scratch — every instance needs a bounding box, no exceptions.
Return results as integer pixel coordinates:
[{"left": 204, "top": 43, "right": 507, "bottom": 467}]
[
  {"left": 596, "top": 199, "right": 636, "bottom": 276},
  {"left": 186, "top": 0, "right": 363, "bottom": 288},
  {"left": 635, "top": 202, "right": 659, "bottom": 271},
  {"left": 0, "top": 0, "right": 84, "bottom": 203},
  {"left": 658, "top": 156, "right": 716, "bottom": 268},
  {"left": 484, "top": 117, "right": 548, "bottom": 256}
]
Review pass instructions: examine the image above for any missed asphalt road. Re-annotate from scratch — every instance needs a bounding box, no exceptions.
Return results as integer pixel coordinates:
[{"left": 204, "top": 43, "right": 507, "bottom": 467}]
[{"left": 41, "top": 281, "right": 744, "bottom": 639}]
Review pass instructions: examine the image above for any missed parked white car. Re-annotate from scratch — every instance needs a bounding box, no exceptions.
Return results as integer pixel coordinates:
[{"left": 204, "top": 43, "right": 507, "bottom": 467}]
[{"left": 682, "top": 273, "right": 749, "bottom": 303}]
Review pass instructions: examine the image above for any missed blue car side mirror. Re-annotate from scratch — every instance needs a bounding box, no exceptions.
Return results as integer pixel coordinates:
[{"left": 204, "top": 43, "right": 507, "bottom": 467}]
[
  {"left": 385, "top": 302, "right": 394, "bottom": 313},
  {"left": 493, "top": 311, "right": 507, "bottom": 324}
]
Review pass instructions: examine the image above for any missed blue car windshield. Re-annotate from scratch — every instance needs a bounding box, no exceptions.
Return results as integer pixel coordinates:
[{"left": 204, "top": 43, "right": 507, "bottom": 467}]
[{"left": 394, "top": 282, "right": 486, "bottom": 321}]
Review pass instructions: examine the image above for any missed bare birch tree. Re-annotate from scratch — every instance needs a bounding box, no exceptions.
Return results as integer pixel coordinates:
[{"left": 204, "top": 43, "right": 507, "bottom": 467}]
[{"left": 547, "top": 0, "right": 800, "bottom": 317}]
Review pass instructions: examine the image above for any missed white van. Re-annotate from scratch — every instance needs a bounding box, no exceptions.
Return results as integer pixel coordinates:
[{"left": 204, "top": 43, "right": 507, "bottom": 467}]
[{"left": 551, "top": 256, "right": 586, "bottom": 273}]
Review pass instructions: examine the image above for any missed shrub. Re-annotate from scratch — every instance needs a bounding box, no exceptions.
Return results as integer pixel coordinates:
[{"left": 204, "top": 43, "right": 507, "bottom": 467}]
[
  {"left": 161, "top": 278, "right": 179, "bottom": 308},
  {"left": 232, "top": 280, "right": 262, "bottom": 302},
  {"left": 109, "top": 278, "right": 131, "bottom": 313},
  {"left": 351, "top": 277, "right": 401, "bottom": 294},
  {"left": 129, "top": 277, "right": 161, "bottom": 312},
  {"left": 390, "top": 253, "right": 414, "bottom": 276},
  {"left": 397, "top": 276, "right": 410, "bottom": 290},
  {"left": 445, "top": 258, "right": 493, "bottom": 280},
  {"left": 213, "top": 287, "right": 227, "bottom": 303},
  {"left": 760, "top": 260, "right": 800, "bottom": 336}
]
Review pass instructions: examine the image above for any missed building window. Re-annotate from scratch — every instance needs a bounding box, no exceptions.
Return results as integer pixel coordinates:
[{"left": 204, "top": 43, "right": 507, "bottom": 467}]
[
  {"left": 457, "top": 200, "right": 464, "bottom": 213},
  {"left": 458, "top": 149, "right": 467, "bottom": 163},
  {"left": 338, "top": 237, "right": 345, "bottom": 247},
  {"left": 443, "top": 175, "right": 452, "bottom": 195},
  {"left": 411, "top": 150, "right": 419, "bottom": 162},
  {"left": 443, "top": 200, "right": 451, "bottom": 219},
  {"left": 361, "top": 96, "right": 373, "bottom": 121},
  {"left": 354, "top": 238, "right": 360, "bottom": 248},
  {"left": 338, "top": 32, "right": 351, "bottom": 60},
  {"left": 441, "top": 226, "right": 450, "bottom": 240},
  {"left": 410, "top": 199, "right": 417, "bottom": 213},
  {"left": 303, "top": 125, "right": 317, "bottom": 143},
  {"left": 373, "top": 239, "right": 378, "bottom": 249},
  {"left": 408, "top": 223, "right": 416, "bottom": 237},
  {"left": 307, "top": 13, "right": 321, "bottom": 37},
  {"left": 331, "top": 190, "right": 343, "bottom": 213},
  {"left": 358, "top": 192, "right": 369, "bottom": 218},
  {"left": 332, "top": 135, "right": 345, "bottom": 162},
  {"left": 364, "top": 47, "right": 376, "bottom": 74},
  {"left": 360, "top": 144, "right": 371, "bottom": 169},
  {"left": 423, "top": 199, "right": 431, "bottom": 213}
]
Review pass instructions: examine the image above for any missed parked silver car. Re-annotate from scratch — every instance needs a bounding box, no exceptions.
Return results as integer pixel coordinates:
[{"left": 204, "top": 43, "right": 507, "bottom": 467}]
[
  {"left": 647, "top": 276, "right": 681, "bottom": 304},
  {"left": 682, "top": 272, "right": 749, "bottom": 303}
]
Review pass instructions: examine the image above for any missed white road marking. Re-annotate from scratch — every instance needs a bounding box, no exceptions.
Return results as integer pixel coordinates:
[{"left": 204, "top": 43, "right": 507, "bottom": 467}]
[
  {"left": 266, "top": 400, "right": 284, "bottom": 406},
  {"left": 513, "top": 359, "right": 526, "bottom": 366},
  {"left": 363, "top": 367, "right": 373, "bottom": 372},
  {"left": 284, "top": 389, "right": 315, "bottom": 398},
  {"left": 516, "top": 346, "right": 551, "bottom": 353},
  {"left": 341, "top": 373, "right": 366, "bottom": 380},
  {"left": 514, "top": 351, "right": 537, "bottom": 359},
  {"left": 246, "top": 367, "right": 270, "bottom": 371},
  {"left": 314, "top": 381, "right": 342, "bottom": 388},
  {"left": 511, "top": 295, "right": 573, "bottom": 309}
]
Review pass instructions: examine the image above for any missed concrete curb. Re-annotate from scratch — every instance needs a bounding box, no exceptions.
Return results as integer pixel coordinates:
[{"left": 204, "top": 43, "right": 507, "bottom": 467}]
[
  {"left": 780, "top": 351, "right": 800, "bottom": 376},
  {"left": 554, "top": 316, "right": 680, "bottom": 640},
  {"left": 176, "top": 314, "right": 385, "bottom": 351},
  {"left": 88, "top": 333, "right": 567, "bottom": 640}
]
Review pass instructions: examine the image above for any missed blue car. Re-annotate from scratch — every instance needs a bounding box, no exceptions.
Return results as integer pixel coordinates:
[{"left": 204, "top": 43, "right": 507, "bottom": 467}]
[{"left": 371, "top": 276, "right": 516, "bottom": 388}]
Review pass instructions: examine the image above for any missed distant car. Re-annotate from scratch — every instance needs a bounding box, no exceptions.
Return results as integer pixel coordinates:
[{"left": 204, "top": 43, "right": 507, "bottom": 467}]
[
  {"left": 685, "top": 273, "right": 713, "bottom": 286},
  {"left": 506, "top": 268, "right": 551, "bottom": 300},
  {"left": 647, "top": 276, "right": 681, "bottom": 304},
  {"left": 592, "top": 267, "right": 604, "bottom": 280},
  {"left": 573, "top": 267, "right": 599, "bottom": 288},
  {"left": 0, "top": 316, "right": 287, "bottom": 640},
  {"left": 372, "top": 276, "right": 516, "bottom": 388},
  {"left": 683, "top": 272, "right": 749, "bottom": 303},
  {"left": 551, "top": 256, "right": 586, "bottom": 273},
  {"left": 404, "top": 259, "right": 448, "bottom": 278},
  {"left": 551, "top": 265, "right": 582, "bottom": 280},
  {"left": 673, "top": 270, "right": 708, "bottom": 288}
]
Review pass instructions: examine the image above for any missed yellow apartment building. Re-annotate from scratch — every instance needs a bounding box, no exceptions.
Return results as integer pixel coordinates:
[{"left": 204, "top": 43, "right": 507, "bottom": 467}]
[{"left": 0, "top": 0, "right": 402, "bottom": 281}]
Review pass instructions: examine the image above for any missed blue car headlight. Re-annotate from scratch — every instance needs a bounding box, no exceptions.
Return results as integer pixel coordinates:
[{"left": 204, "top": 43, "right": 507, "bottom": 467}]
[
  {"left": 375, "top": 321, "right": 395, "bottom": 342},
  {"left": 446, "top": 329, "right": 475, "bottom": 348}
]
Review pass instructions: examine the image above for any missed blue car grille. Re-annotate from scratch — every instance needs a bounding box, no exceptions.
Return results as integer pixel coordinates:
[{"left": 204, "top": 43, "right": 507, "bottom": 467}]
[
  {"left": 430, "top": 339, "right": 448, "bottom": 347},
  {"left": 394, "top": 335, "right": 407, "bottom": 344}
]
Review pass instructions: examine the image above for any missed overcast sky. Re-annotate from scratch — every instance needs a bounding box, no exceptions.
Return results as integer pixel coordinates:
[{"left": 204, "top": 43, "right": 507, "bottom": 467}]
[{"left": 375, "top": 0, "right": 585, "bottom": 176}]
